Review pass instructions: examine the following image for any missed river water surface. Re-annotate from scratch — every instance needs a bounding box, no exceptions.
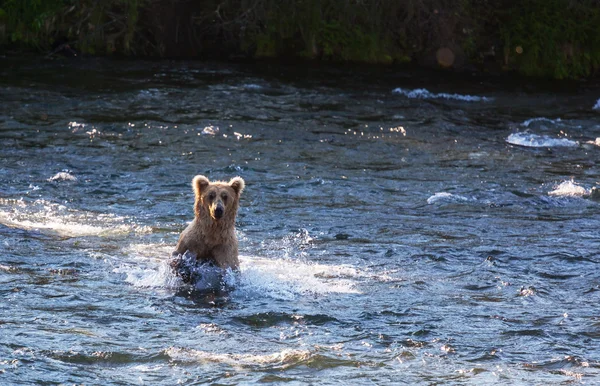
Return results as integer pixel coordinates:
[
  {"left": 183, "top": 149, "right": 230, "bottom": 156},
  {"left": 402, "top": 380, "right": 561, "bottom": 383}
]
[{"left": 1, "top": 57, "right": 600, "bottom": 385}]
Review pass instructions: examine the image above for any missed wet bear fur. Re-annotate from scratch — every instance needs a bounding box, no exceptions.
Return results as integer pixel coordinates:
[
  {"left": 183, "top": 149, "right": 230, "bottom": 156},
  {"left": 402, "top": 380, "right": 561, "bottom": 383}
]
[{"left": 170, "top": 175, "right": 245, "bottom": 282}]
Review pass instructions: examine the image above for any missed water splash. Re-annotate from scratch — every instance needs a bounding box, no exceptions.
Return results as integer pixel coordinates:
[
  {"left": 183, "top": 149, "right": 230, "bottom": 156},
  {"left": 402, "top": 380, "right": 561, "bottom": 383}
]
[
  {"left": 506, "top": 133, "right": 578, "bottom": 148},
  {"left": 392, "top": 87, "right": 491, "bottom": 102},
  {"left": 427, "top": 192, "right": 470, "bottom": 205},
  {"left": 236, "top": 256, "right": 361, "bottom": 300},
  {"left": 118, "top": 244, "right": 362, "bottom": 299},
  {"left": 119, "top": 228, "right": 361, "bottom": 297},
  {"left": 168, "top": 251, "right": 236, "bottom": 291},
  {"left": 260, "top": 229, "right": 315, "bottom": 260},
  {"left": 115, "top": 243, "right": 182, "bottom": 288},
  {"left": 200, "top": 125, "right": 219, "bottom": 136},
  {"left": 165, "top": 347, "right": 312, "bottom": 368},
  {"left": 548, "top": 180, "right": 590, "bottom": 198},
  {"left": 68, "top": 121, "right": 86, "bottom": 131},
  {"left": 48, "top": 171, "right": 77, "bottom": 182},
  {"left": 585, "top": 138, "right": 600, "bottom": 147}
]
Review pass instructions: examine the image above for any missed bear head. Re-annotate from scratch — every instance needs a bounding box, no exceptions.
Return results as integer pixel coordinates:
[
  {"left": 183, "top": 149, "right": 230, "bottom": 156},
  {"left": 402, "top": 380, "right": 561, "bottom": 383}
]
[{"left": 192, "top": 175, "right": 245, "bottom": 223}]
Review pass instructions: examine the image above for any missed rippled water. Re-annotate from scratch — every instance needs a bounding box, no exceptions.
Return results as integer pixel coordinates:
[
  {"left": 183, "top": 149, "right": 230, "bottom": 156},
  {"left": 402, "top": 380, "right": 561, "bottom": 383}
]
[{"left": 1, "top": 57, "right": 600, "bottom": 384}]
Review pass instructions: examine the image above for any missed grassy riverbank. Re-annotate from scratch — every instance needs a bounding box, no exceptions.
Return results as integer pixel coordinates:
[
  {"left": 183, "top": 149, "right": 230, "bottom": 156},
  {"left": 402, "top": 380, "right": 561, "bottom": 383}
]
[{"left": 1, "top": 0, "right": 599, "bottom": 79}]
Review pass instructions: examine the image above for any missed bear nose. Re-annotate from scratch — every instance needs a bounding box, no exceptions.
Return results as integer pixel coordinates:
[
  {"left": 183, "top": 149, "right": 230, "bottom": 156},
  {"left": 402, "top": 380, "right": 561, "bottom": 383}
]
[{"left": 214, "top": 205, "right": 224, "bottom": 219}]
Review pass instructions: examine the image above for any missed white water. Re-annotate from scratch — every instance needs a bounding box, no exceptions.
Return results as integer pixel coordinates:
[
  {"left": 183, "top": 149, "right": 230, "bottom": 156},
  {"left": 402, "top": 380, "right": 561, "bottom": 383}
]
[
  {"left": 548, "top": 180, "right": 590, "bottom": 198},
  {"left": 117, "top": 250, "right": 362, "bottom": 300},
  {"left": 0, "top": 196, "right": 360, "bottom": 298},
  {"left": 427, "top": 192, "right": 471, "bottom": 204},
  {"left": 392, "top": 87, "right": 490, "bottom": 102},
  {"left": 506, "top": 133, "right": 579, "bottom": 148},
  {"left": 47, "top": 171, "right": 78, "bottom": 182},
  {"left": 586, "top": 138, "right": 600, "bottom": 147},
  {"left": 165, "top": 347, "right": 312, "bottom": 368},
  {"left": 0, "top": 199, "right": 150, "bottom": 237},
  {"left": 237, "top": 255, "right": 361, "bottom": 299},
  {"left": 200, "top": 125, "right": 219, "bottom": 136}
]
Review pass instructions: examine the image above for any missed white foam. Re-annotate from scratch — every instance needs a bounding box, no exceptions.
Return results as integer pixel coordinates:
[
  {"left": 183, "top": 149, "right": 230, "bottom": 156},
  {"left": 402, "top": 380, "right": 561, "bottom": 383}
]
[
  {"left": 506, "top": 133, "right": 579, "bottom": 148},
  {"left": 124, "top": 243, "right": 174, "bottom": 258},
  {"left": 117, "top": 259, "right": 183, "bottom": 289},
  {"left": 233, "top": 132, "right": 252, "bottom": 140},
  {"left": 0, "top": 199, "right": 149, "bottom": 237},
  {"left": 200, "top": 125, "right": 219, "bottom": 136},
  {"left": 593, "top": 98, "right": 600, "bottom": 110},
  {"left": 68, "top": 121, "right": 86, "bottom": 131},
  {"left": 115, "top": 243, "right": 182, "bottom": 288},
  {"left": 118, "top": 248, "right": 362, "bottom": 299},
  {"left": 585, "top": 138, "right": 600, "bottom": 147},
  {"left": 392, "top": 87, "right": 490, "bottom": 102},
  {"left": 48, "top": 171, "right": 77, "bottom": 182},
  {"left": 120, "top": 227, "right": 362, "bottom": 297},
  {"left": 427, "top": 192, "right": 470, "bottom": 205},
  {"left": 165, "top": 347, "right": 311, "bottom": 368},
  {"left": 236, "top": 256, "right": 361, "bottom": 300},
  {"left": 548, "top": 180, "right": 590, "bottom": 197}
]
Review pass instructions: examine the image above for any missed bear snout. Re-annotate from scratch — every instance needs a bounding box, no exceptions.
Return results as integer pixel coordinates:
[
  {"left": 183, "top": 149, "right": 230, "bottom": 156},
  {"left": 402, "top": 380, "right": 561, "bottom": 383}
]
[{"left": 213, "top": 203, "right": 225, "bottom": 219}]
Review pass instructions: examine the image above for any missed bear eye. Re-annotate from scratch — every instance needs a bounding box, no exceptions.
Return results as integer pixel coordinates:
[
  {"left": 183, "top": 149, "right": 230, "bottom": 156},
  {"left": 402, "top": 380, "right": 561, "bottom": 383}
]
[
  {"left": 208, "top": 192, "right": 216, "bottom": 201},
  {"left": 221, "top": 193, "right": 228, "bottom": 202}
]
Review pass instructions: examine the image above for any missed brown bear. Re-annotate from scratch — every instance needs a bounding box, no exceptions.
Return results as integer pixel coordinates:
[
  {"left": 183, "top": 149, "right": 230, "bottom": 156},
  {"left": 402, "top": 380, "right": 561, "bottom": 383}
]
[{"left": 170, "top": 175, "right": 245, "bottom": 282}]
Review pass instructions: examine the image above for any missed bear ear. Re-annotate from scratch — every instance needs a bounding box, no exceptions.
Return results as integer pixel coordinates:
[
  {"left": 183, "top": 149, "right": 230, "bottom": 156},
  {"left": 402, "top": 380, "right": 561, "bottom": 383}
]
[
  {"left": 229, "top": 176, "right": 245, "bottom": 196},
  {"left": 192, "top": 175, "right": 210, "bottom": 198}
]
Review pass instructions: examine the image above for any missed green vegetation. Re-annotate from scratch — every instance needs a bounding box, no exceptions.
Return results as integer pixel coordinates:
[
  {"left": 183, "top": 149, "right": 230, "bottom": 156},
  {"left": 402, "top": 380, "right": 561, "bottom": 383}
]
[
  {"left": 1, "top": 0, "right": 599, "bottom": 79},
  {"left": 499, "top": 0, "right": 600, "bottom": 79},
  {"left": 244, "top": 1, "right": 403, "bottom": 63},
  {"left": 0, "top": 0, "right": 65, "bottom": 49},
  {"left": 0, "top": 0, "right": 150, "bottom": 55}
]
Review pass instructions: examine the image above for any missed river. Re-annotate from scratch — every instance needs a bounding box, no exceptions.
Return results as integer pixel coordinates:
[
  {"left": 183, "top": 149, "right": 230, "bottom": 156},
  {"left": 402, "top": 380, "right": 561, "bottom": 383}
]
[{"left": 1, "top": 57, "right": 600, "bottom": 384}]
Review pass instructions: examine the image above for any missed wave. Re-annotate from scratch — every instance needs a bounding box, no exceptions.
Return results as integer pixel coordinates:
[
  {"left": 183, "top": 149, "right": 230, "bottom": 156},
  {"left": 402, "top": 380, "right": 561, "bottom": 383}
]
[
  {"left": 594, "top": 98, "right": 600, "bottom": 110},
  {"left": 521, "top": 117, "right": 562, "bottom": 128},
  {"left": 48, "top": 171, "right": 77, "bottom": 182},
  {"left": 165, "top": 347, "right": 312, "bottom": 368},
  {"left": 520, "top": 117, "right": 582, "bottom": 130},
  {"left": 585, "top": 138, "right": 600, "bottom": 147},
  {"left": 506, "top": 133, "right": 579, "bottom": 148},
  {"left": 208, "top": 83, "right": 265, "bottom": 93},
  {"left": 392, "top": 87, "right": 491, "bottom": 102},
  {"left": 241, "top": 83, "right": 263, "bottom": 91},
  {"left": 548, "top": 180, "right": 590, "bottom": 198},
  {"left": 136, "top": 88, "right": 164, "bottom": 99},
  {"left": 0, "top": 199, "right": 150, "bottom": 237},
  {"left": 427, "top": 192, "right": 471, "bottom": 204}
]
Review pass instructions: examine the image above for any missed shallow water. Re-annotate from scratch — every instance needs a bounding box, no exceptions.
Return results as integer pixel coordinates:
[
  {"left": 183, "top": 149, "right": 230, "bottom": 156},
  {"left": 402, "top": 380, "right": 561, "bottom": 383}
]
[{"left": 1, "top": 57, "right": 600, "bottom": 385}]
